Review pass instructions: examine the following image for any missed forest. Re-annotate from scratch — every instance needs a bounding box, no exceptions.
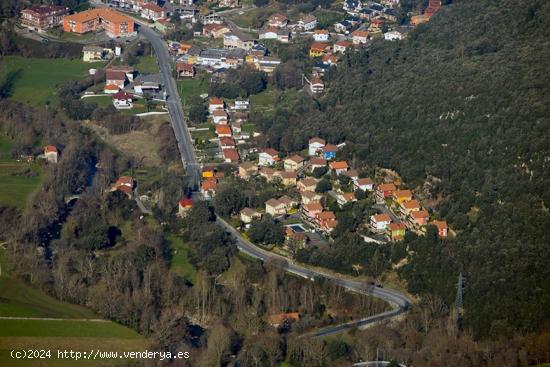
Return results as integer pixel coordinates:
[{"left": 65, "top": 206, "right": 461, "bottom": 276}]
[{"left": 251, "top": 0, "right": 550, "bottom": 340}]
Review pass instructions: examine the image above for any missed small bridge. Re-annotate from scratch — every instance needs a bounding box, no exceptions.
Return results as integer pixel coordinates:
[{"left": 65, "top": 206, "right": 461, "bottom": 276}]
[{"left": 64, "top": 194, "right": 81, "bottom": 205}]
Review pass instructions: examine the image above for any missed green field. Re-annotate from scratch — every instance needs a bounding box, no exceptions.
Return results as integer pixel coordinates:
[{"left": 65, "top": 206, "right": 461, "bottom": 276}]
[
  {"left": 0, "top": 56, "right": 101, "bottom": 106},
  {"left": 167, "top": 234, "right": 196, "bottom": 283},
  {"left": 82, "top": 95, "right": 112, "bottom": 108},
  {"left": 0, "top": 248, "right": 147, "bottom": 366},
  {"left": 177, "top": 76, "right": 209, "bottom": 100},
  {"left": 0, "top": 136, "right": 43, "bottom": 208},
  {"left": 134, "top": 55, "right": 159, "bottom": 74}
]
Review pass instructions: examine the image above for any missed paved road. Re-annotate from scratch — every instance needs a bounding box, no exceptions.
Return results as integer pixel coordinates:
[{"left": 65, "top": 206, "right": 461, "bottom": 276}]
[
  {"left": 137, "top": 26, "right": 201, "bottom": 191},
  {"left": 217, "top": 217, "right": 411, "bottom": 337}
]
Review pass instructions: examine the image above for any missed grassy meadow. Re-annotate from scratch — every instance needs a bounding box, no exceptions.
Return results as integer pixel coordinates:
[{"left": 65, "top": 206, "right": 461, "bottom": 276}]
[
  {"left": 0, "top": 135, "right": 43, "bottom": 208},
  {"left": 0, "top": 56, "right": 99, "bottom": 106}
]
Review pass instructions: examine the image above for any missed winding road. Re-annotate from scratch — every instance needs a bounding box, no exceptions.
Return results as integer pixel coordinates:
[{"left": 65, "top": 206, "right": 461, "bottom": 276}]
[{"left": 136, "top": 23, "right": 411, "bottom": 337}]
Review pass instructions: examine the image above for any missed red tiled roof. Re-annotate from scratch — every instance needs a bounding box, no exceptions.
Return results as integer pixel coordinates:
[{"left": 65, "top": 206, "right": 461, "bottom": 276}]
[
  {"left": 223, "top": 148, "right": 239, "bottom": 162},
  {"left": 378, "top": 183, "right": 396, "bottom": 192},
  {"left": 142, "top": 3, "right": 164, "bottom": 12},
  {"left": 106, "top": 70, "right": 126, "bottom": 81},
  {"left": 215, "top": 125, "right": 232, "bottom": 135},
  {"left": 356, "top": 177, "right": 374, "bottom": 185},
  {"left": 179, "top": 198, "right": 193, "bottom": 207},
  {"left": 373, "top": 213, "right": 391, "bottom": 222},
  {"left": 104, "top": 84, "right": 120, "bottom": 91},
  {"left": 329, "top": 161, "right": 348, "bottom": 170},
  {"left": 210, "top": 97, "right": 223, "bottom": 105},
  {"left": 389, "top": 222, "right": 406, "bottom": 231},
  {"left": 263, "top": 148, "right": 279, "bottom": 157},
  {"left": 323, "top": 144, "right": 338, "bottom": 152},
  {"left": 44, "top": 145, "right": 58, "bottom": 153}
]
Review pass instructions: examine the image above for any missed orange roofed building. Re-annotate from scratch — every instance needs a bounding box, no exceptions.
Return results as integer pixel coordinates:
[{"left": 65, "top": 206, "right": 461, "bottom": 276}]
[{"left": 63, "top": 9, "right": 134, "bottom": 37}]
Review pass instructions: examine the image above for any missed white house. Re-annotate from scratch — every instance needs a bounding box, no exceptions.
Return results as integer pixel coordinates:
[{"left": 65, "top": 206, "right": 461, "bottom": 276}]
[
  {"left": 298, "top": 15, "right": 317, "bottom": 31},
  {"left": 354, "top": 177, "right": 375, "bottom": 191},
  {"left": 43, "top": 145, "right": 59, "bottom": 163},
  {"left": 313, "top": 29, "right": 329, "bottom": 42},
  {"left": 258, "top": 148, "right": 279, "bottom": 166},
  {"left": 265, "top": 198, "right": 286, "bottom": 216},
  {"left": 308, "top": 137, "right": 326, "bottom": 156},
  {"left": 370, "top": 213, "right": 392, "bottom": 231},
  {"left": 385, "top": 30, "right": 404, "bottom": 41},
  {"left": 112, "top": 92, "right": 133, "bottom": 109},
  {"left": 209, "top": 97, "right": 224, "bottom": 113},
  {"left": 212, "top": 109, "right": 228, "bottom": 124}
]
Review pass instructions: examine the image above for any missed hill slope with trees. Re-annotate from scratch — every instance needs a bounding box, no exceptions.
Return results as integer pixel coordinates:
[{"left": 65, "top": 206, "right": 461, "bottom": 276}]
[{"left": 257, "top": 0, "right": 550, "bottom": 338}]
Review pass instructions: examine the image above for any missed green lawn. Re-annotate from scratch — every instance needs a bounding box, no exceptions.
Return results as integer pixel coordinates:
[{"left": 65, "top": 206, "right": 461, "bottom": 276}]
[
  {"left": 177, "top": 76, "right": 209, "bottom": 101},
  {"left": 0, "top": 136, "right": 43, "bottom": 208},
  {"left": 134, "top": 55, "right": 159, "bottom": 74},
  {"left": 167, "top": 234, "right": 196, "bottom": 283},
  {"left": 82, "top": 95, "right": 112, "bottom": 108},
  {"left": 0, "top": 56, "right": 102, "bottom": 106},
  {"left": 0, "top": 249, "right": 147, "bottom": 367}
]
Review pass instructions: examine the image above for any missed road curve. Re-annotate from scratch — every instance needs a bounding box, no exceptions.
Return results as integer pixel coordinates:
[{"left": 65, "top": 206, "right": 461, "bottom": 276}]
[
  {"left": 217, "top": 217, "right": 411, "bottom": 337},
  {"left": 136, "top": 24, "right": 412, "bottom": 337},
  {"left": 138, "top": 25, "right": 201, "bottom": 191}
]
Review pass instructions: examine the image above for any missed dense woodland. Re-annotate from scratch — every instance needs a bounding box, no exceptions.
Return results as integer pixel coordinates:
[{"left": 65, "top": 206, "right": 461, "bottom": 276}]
[
  {"left": 1, "top": 0, "right": 550, "bottom": 364},
  {"left": 250, "top": 0, "right": 550, "bottom": 341}
]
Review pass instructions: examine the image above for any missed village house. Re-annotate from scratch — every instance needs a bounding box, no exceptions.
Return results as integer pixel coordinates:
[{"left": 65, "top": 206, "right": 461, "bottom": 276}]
[
  {"left": 400, "top": 199, "right": 421, "bottom": 216},
  {"left": 219, "top": 0, "right": 239, "bottom": 8},
  {"left": 301, "top": 190, "right": 323, "bottom": 204},
  {"left": 343, "top": 169, "right": 359, "bottom": 181},
  {"left": 82, "top": 45, "right": 106, "bottom": 62},
  {"left": 240, "top": 207, "right": 262, "bottom": 224},
  {"left": 110, "top": 65, "right": 135, "bottom": 82},
  {"left": 219, "top": 137, "right": 236, "bottom": 150},
  {"left": 384, "top": 26, "right": 412, "bottom": 40},
  {"left": 302, "top": 202, "right": 323, "bottom": 220},
  {"left": 424, "top": 0, "right": 442, "bottom": 17},
  {"left": 201, "top": 179, "right": 218, "bottom": 200},
  {"left": 223, "top": 148, "right": 240, "bottom": 163},
  {"left": 316, "top": 211, "right": 338, "bottom": 233},
  {"left": 259, "top": 148, "right": 279, "bottom": 166},
  {"left": 309, "top": 42, "right": 328, "bottom": 57},
  {"left": 224, "top": 32, "right": 256, "bottom": 50},
  {"left": 267, "top": 14, "right": 288, "bottom": 28},
  {"left": 114, "top": 176, "right": 134, "bottom": 198},
  {"left": 265, "top": 198, "right": 287, "bottom": 216},
  {"left": 334, "top": 40, "right": 353, "bottom": 53},
  {"left": 259, "top": 27, "right": 291, "bottom": 43},
  {"left": 259, "top": 167, "right": 277, "bottom": 182},
  {"left": 176, "top": 62, "right": 195, "bottom": 78},
  {"left": 202, "top": 23, "right": 231, "bottom": 38},
  {"left": 141, "top": 3, "right": 166, "bottom": 20},
  {"left": 375, "top": 183, "right": 397, "bottom": 202},
  {"left": 231, "top": 121, "right": 242, "bottom": 136},
  {"left": 248, "top": 55, "right": 282, "bottom": 73},
  {"left": 275, "top": 171, "right": 298, "bottom": 186},
  {"left": 212, "top": 109, "right": 228, "bottom": 124},
  {"left": 329, "top": 161, "right": 349, "bottom": 175},
  {"left": 308, "top": 77, "right": 325, "bottom": 94},
  {"left": 336, "top": 192, "right": 357, "bottom": 207},
  {"left": 322, "top": 54, "right": 339, "bottom": 66},
  {"left": 334, "top": 20, "right": 352, "bottom": 33},
  {"left": 351, "top": 30, "right": 369, "bottom": 44},
  {"left": 312, "top": 29, "right": 330, "bottom": 42},
  {"left": 43, "top": 145, "right": 59, "bottom": 163},
  {"left": 323, "top": 144, "right": 337, "bottom": 159},
  {"left": 112, "top": 92, "right": 133, "bottom": 109},
  {"left": 279, "top": 195, "right": 298, "bottom": 208},
  {"left": 215, "top": 125, "right": 232, "bottom": 138},
  {"left": 411, "top": 14, "right": 430, "bottom": 26},
  {"left": 284, "top": 155, "right": 304, "bottom": 171},
  {"left": 298, "top": 178, "right": 319, "bottom": 192},
  {"left": 431, "top": 220, "right": 448, "bottom": 238},
  {"left": 410, "top": 210, "right": 429, "bottom": 227},
  {"left": 370, "top": 18, "right": 384, "bottom": 30},
  {"left": 177, "top": 198, "right": 193, "bottom": 217},
  {"left": 285, "top": 226, "right": 307, "bottom": 244},
  {"left": 202, "top": 166, "right": 215, "bottom": 179},
  {"left": 105, "top": 69, "right": 127, "bottom": 90},
  {"left": 238, "top": 162, "right": 258, "bottom": 179},
  {"left": 387, "top": 222, "right": 406, "bottom": 241},
  {"left": 20, "top": 5, "right": 69, "bottom": 32},
  {"left": 370, "top": 213, "right": 392, "bottom": 231},
  {"left": 309, "top": 157, "right": 327, "bottom": 172},
  {"left": 267, "top": 312, "right": 299, "bottom": 328},
  {"left": 354, "top": 177, "right": 375, "bottom": 191},
  {"left": 392, "top": 189, "right": 413, "bottom": 204},
  {"left": 308, "top": 137, "right": 326, "bottom": 156},
  {"left": 104, "top": 84, "right": 120, "bottom": 94},
  {"left": 297, "top": 15, "right": 317, "bottom": 31},
  {"left": 209, "top": 97, "right": 224, "bottom": 112}
]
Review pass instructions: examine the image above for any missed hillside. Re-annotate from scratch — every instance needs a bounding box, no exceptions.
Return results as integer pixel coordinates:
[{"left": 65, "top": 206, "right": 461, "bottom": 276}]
[{"left": 260, "top": 0, "right": 550, "bottom": 337}]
